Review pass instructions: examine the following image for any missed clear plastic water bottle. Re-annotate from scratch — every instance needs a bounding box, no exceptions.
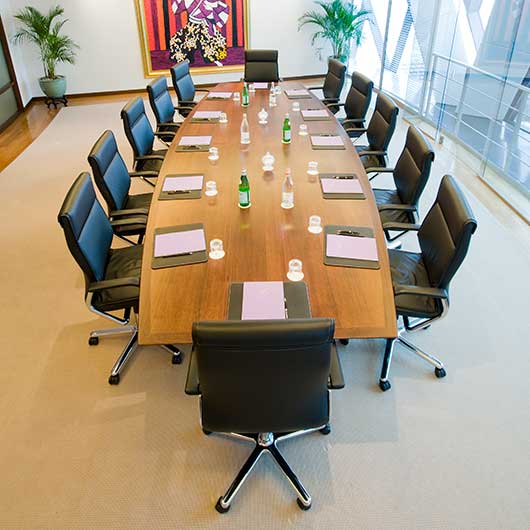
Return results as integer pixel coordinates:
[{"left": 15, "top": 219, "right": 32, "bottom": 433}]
[
  {"left": 240, "top": 113, "right": 250, "bottom": 144},
  {"left": 281, "top": 168, "right": 294, "bottom": 209},
  {"left": 269, "top": 83, "right": 277, "bottom": 107}
]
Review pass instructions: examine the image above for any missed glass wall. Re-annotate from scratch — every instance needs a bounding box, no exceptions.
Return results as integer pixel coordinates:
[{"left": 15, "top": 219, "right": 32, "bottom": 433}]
[{"left": 353, "top": 0, "right": 530, "bottom": 220}]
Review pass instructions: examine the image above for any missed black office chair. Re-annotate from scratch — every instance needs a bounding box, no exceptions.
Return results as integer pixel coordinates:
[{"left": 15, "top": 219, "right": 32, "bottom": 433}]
[
  {"left": 88, "top": 130, "right": 155, "bottom": 245},
  {"left": 185, "top": 319, "right": 344, "bottom": 513},
  {"left": 308, "top": 58, "right": 347, "bottom": 114},
  {"left": 368, "top": 125, "right": 435, "bottom": 242},
  {"left": 120, "top": 97, "right": 167, "bottom": 180},
  {"left": 244, "top": 49, "right": 280, "bottom": 83},
  {"left": 57, "top": 173, "right": 182, "bottom": 385},
  {"left": 345, "top": 92, "right": 399, "bottom": 170},
  {"left": 147, "top": 76, "right": 181, "bottom": 143},
  {"left": 170, "top": 60, "right": 208, "bottom": 117},
  {"left": 335, "top": 71, "right": 374, "bottom": 137},
  {"left": 379, "top": 175, "right": 477, "bottom": 391}
]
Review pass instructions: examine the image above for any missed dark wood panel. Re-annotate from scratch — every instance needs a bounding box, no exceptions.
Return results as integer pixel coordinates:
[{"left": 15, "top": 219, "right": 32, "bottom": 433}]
[{"left": 138, "top": 81, "right": 397, "bottom": 344}]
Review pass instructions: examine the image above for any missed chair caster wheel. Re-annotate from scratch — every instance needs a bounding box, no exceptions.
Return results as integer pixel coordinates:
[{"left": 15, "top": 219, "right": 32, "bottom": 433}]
[
  {"left": 215, "top": 497, "right": 230, "bottom": 513},
  {"left": 171, "top": 353, "right": 182, "bottom": 365},
  {"left": 379, "top": 380, "right": 391, "bottom": 392},
  {"left": 202, "top": 428, "right": 212, "bottom": 435},
  {"left": 89, "top": 336, "right": 99, "bottom": 346},
  {"left": 339, "top": 339, "right": 349, "bottom": 345},
  {"left": 297, "top": 498, "right": 311, "bottom": 511},
  {"left": 108, "top": 374, "right": 120, "bottom": 385},
  {"left": 319, "top": 424, "right": 331, "bottom": 435},
  {"left": 435, "top": 367, "right": 446, "bottom": 378}
]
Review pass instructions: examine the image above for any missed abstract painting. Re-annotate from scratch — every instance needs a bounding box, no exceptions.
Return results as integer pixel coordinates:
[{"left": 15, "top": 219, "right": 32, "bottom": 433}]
[{"left": 135, "top": 0, "right": 249, "bottom": 76}]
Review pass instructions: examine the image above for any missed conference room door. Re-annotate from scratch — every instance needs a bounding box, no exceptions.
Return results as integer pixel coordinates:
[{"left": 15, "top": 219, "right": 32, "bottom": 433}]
[{"left": 0, "top": 17, "right": 23, "bottom": 132}]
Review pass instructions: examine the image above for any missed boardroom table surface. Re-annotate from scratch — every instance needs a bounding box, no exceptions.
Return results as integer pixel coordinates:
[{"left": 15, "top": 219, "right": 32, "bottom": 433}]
[{"left": 138, "top": 81, "right": 397, "bottom": 345}]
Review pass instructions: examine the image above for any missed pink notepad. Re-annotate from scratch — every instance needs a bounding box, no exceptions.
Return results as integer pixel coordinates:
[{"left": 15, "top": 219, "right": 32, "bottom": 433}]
[
  {"left": 178, "top": 136, "right": 212, "bottom": 146},
  {"left": 154, "top": 229, "right": 206, "bottom": 257},
  {"left": 302, "top": 109, "right": 329, "bottom": 118},
  {"left": 208, "top": 92, "right": 232, "bottom": 99},
  {"left": 241, "top": 282, "right": 286, "bottom": 320},
  {"left": 311, "top": 135, "right": 344, "bottom": 147},
  {"left": 321, "top": 178, "right": 362, "bottom": 194},
  {"left": 162, "top": 176, "right": 203, "bottom": 192},
  {"left": 286, "top": 89, "right": 309, "bottom": 96},
  {"left": 253, "top": 82, "right": 269, "bottom": 89},
  {"left": 326, "top": 234, "right": 378, "bottom": 261},
  {"left": 193, "top": 111, "right": 221, "bottom": 119}
]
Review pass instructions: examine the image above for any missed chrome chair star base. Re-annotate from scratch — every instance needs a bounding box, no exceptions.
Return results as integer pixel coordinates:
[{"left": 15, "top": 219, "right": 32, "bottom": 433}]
[
  {"left": 86, "top": 292, "right": 182, "bottom": 385},
  {"left": 212, "top": 426, "right": 330, "bottom": 513}
]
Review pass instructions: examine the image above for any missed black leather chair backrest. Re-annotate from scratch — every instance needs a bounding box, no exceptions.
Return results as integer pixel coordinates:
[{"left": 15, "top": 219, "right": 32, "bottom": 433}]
[
  {"left": 88, "top": 130, "right": 131, "bottom": 213},
  {"left": 344, "top": 71, "right": 373, "bottom": 120},
  {"left": 58, "top": 172, "right": 113, "bottom": 283},
  {"left": 170, "top": 60, "right": 195, "bottom": 102},
  {"left": 193, "top": 318, "right": 335, "bottom": 434},
  {"left": 322, "top": 58, "right": 347, "bottom": 100},
  {"left": 120, "top": 97, "right": 155, "bottom": 158},
  {"left": 147, "top": 76, "right": 175, "bottom": 126},
  {"left": 244, "top": 49, "right": 280, "bottom": 82},
  {"left": 419, "top": 175, "right": 477, "bottom": 290},
  {"left": 393, "top": 125, "right": 435, "bottom": 206},
  {"left": 366, "top": 92, "right": 399, "bottom": 151}
]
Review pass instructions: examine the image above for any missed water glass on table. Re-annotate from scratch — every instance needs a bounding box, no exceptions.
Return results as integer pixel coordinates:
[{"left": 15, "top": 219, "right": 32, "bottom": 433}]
[
  {"left": 287, "top": 259, "right": 304, "bottom": 281},
  {"left": 209, "top": 239, "right": 225, "bottom": 260}
]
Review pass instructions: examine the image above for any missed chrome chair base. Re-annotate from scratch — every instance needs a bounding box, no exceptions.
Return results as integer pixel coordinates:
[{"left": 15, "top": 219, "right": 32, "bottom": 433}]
[
  {"left": 213, "top": 427, "right": 328, "bottom": 513},
  {"left": 379, "top": 325, "right": 446, "bottom": 392},
  {"left": 88, "top": 324, "right": 182, "bottom": 385}
]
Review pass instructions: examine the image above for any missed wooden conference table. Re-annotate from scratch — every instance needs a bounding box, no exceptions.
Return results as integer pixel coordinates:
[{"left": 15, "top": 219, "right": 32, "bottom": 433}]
[{"left": 138, "top": 81, "right": 397, "bottom": 345}]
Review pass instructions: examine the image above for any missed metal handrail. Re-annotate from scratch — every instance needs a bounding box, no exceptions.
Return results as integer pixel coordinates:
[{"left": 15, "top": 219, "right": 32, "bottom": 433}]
[{"left": 433, "top": 53, "right": 530, "bottom": 96}]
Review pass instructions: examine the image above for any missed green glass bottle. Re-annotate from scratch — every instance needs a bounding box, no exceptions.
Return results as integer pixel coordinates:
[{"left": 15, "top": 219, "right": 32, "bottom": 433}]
[
  {"left": 282, "top": 113, "right": 291, "bottom": 144},
  {"left": 238, "top": 169, "right": 251, "bottom": 208},
  {"left": 241, "top": 82, "right": 249, "bottom": 107}
]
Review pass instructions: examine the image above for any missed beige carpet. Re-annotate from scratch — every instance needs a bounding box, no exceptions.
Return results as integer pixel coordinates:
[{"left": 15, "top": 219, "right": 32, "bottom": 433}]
[{"left": 0, "top": 100, "right": 529, "bottom": 529}]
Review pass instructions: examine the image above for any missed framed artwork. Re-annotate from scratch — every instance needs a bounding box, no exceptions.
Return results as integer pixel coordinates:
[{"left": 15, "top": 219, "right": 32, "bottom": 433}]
[{"left": 135, "top": 0, "right": 249, "bottom": 77}]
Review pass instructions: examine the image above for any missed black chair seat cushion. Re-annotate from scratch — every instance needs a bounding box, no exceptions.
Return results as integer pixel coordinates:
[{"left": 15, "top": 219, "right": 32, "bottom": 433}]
[
  {"left": 136, "top": 149, "right": 167, "bottom": 173},
  {"left": 159, "top": 123, "right": 179, "bottom": 143},
  {"left": 373, "top": 188, "right": 414, "bottom": 225},
  {"left": 93, "top": 245, "right": 142, "bottom": 312},
  {"left": 355, "top": 145, "right": 386, "bottom": 169},
  {"left": 340, "top": 118, "right": 365, "bottom": 138},
  {"left": 389, "top": 249, "right": 443, "bottom": 319},
  {"left": 110, "top": 193, "right": 152, "bottom": 237}
]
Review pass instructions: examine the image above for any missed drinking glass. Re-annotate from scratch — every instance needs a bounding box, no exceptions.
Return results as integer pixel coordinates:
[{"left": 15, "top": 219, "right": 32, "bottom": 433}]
[
  {"left": 219, "top": 112, "right": 228, "bottom": 123},
  {"left": 287, "top": 259, "right": 304, "bottom": 281},
  {"left": 292, "top": 102, "right": 300, "bottom": 112},
  {"left": 249, "top": 83, "right": 256, "bottom": 93},
  {"left": 205, "top": 180, "right": 218, "bottom": 196},
  {"left": 208, "top": 147, "right": 219, "bottom": 161},
  {"left": 298, "top": 124, "right": 308, "bottom": 136},
  {"left": 233, "top": 92, "right": 240, "bottom": 102},
  {"left": 307, "top": 161, "right": 319, "bottom": 175},
  {"left": 209, "top": 239, "right": 225, "bottom": 260},
  {"left": 308, "top": 215, "right": 322, "bottom": 234}
]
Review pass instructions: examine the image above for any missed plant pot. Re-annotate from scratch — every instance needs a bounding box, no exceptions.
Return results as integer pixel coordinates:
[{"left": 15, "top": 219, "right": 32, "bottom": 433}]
[{"left": 39, "top": 76, "right": 67, "bottom": 98}]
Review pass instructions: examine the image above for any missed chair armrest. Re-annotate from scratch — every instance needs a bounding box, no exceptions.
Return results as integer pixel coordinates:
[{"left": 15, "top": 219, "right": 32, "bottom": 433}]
[
  {"left": 307, "top": 85, "right": 324, "bottom": 91},
  {"left": 129, "top": 170, "right": 159, "bottom": 178},
  {"left": 110, "top": 217, "right": 147, "bottom": 228},
  {"left": 178, "top": 100, "right": 197, "bottom": 107},
  {"left": 394, "top": 284, "right": 448, "bottom": 300},
  {"left": 185, "top": 347, "right": 200, "bottom": 395},
  {"left": 159, "top": 122, "right": 181, "bottom": 130},
  {"left": 358, "top": 150, "right": 387, "bottom": 157},
  {"left": 344, "top": 126, "right": 367, "bottom": 134},
  {"left": 325, "top": 102, "right": 345, "bottom": 108},
  {"left": 342, "top": 117, "right": 365, "bottom": 124},
  {"left": 88, "top": 277, "right": 140, "bottom": 293},
  {"left": 383, "top": 221, "right": 421, "bottom": 231},
  {"left": 110, "top": 208, "right": 149, "bottom": 218},
  {"left": 321, "top": 97, "right": 339, "bottom": 105},
  {"left": 154, "top": 129, "right": 175, "bottom": 139},
  {"left": 378, "top": 204, "right": 417, "bottom": 213},
  {"left": 366, "top": 167, "right": 395, "bottom": 175},
  {"left": 136, "top": 154, "right": 166, "bottom": 161},
  {"left": 329, "top": 342, "right": 345, "bottom": 390}
]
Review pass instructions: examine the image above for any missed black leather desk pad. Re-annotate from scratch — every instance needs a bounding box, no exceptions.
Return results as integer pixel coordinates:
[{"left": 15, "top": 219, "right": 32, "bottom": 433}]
[
  {"left": 151, "top": 223, "right": 207, "bottom": 270},
  {"left": 319, "top": 174, "right": 365, "bottom": 200},
  {"left": 158, "top": 175, "right": 202, "bottom": 201},
  {"left": 324, "top": 225, "right": 380, "bottom": 270},
  {"left": 175, "top": 143, "right": 211, "bottom": 153},
  {"left": 191, "top": 116, "right": 220, "bottom": 123},
  {"left": 227, "top": 282, "right": 311, "bottom": 320},
  {"left": 310, "top": 134, "right": 346, "bottom": 150}
]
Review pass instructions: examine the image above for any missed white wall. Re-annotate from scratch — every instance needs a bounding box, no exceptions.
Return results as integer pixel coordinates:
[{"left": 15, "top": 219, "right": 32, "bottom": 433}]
[{"left": 1, "top": 0, "right": 329, "bottom": 105}]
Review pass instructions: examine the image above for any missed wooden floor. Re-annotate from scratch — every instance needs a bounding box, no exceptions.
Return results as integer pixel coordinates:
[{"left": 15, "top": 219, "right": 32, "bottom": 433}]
[{"left": 1, "top": 90, "right": 528, "bottom": 243}]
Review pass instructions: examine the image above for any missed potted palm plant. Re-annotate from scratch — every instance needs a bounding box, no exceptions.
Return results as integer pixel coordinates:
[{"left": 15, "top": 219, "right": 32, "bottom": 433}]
[
  {"left": 298, "top": 0, "right": 370, "bottom": 63},
  {"left": 13, "top": 5, "right": 78, "bottom": 102}
]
